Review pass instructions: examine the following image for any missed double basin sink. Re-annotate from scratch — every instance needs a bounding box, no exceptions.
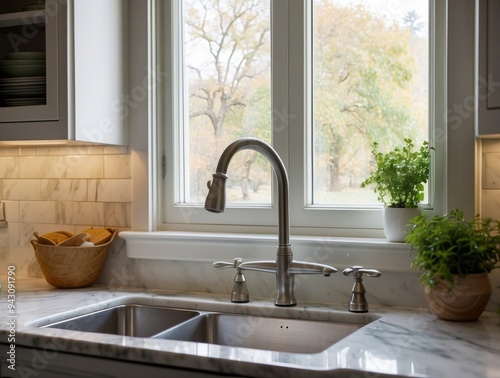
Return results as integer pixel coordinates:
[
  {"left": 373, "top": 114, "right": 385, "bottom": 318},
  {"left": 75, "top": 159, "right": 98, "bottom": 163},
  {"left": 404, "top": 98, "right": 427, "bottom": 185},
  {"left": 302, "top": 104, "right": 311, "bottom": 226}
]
[{"left": 41, "top": 304, "right": 367, "bottom": 354}]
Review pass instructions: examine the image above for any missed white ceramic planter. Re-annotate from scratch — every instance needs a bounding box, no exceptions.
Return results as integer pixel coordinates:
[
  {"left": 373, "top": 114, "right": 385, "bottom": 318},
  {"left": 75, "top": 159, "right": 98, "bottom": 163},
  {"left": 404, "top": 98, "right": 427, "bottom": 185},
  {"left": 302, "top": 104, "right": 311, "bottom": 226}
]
[{"left": 382, "top": 207, "right": 420, "bottom": 242}]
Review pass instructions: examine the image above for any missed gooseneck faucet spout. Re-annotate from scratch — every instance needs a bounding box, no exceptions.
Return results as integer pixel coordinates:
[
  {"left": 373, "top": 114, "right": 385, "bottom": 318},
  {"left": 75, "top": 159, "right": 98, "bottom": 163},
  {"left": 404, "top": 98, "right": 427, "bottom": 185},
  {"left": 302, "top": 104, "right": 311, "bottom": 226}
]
[
  {"left": 205, "top": 137, "right": 337, "bottom": 306},
  {"left": 205, "top": 137, "right": 290, "bottom": 245}
]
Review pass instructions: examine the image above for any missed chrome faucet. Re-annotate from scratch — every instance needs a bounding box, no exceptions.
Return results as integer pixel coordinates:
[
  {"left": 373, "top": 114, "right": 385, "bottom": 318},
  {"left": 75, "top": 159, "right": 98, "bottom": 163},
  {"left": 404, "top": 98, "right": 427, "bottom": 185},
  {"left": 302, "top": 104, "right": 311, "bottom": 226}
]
[{"left": 205, "top": 137, "right": 337, "bottom": 306}]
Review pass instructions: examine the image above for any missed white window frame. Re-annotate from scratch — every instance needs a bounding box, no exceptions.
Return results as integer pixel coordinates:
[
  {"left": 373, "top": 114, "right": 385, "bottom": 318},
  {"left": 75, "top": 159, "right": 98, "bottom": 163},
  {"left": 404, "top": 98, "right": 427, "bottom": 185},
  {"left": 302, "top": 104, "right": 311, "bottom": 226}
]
[
  {"left": 160, "top": 0, "right": 446, "bottom": 235},
  {"left": 122, "top": 0, "right": 477, "bottom": 265}
]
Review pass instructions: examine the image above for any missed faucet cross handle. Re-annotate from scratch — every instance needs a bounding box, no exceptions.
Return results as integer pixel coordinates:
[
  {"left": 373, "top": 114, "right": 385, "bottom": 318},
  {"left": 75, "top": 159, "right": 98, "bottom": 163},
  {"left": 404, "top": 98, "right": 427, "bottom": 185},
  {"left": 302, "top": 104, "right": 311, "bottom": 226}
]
[
  {"left": 213, "top": 258, "right": 249, "bottom": 303},
  {"left": 213, "top": 258, "right": 242, "bottom": 270},
  {"left": 343, "top": 266, "right": 381, "bottom": 313}
]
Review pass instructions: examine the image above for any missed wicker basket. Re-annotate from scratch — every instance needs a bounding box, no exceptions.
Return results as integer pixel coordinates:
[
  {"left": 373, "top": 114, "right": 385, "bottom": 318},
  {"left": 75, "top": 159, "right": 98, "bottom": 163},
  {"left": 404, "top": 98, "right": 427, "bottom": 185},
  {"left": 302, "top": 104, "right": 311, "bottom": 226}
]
[{"left": 31, "top": 230, "right": 117, "bottom": 289}]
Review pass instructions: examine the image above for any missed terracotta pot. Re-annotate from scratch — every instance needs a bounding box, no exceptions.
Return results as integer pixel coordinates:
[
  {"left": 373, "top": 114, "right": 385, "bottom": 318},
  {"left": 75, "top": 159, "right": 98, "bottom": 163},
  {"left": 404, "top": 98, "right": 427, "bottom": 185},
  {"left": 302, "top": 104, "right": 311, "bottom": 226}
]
[
  {"left": 382, "top": 207, "right": 420, "bottom": 242},
  {"left": 424, "top": 273, "right": 492, "bottom": 321}
]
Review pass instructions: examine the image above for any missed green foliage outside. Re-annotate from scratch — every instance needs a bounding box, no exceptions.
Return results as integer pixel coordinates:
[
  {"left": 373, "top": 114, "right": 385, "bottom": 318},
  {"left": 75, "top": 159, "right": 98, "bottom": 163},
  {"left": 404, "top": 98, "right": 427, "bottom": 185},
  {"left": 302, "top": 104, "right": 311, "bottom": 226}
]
[
  {"left": 184, "top": 0, "right": 428, "bottom": 204},
  {"left": 360, "top": 139, "right": 433, "bottom": 208},
  {"left": 312, "top": 2, "right": 424, "bottom": 195},
  {"left": 406, "top": 209, "right": 500, "bottom": 288}
]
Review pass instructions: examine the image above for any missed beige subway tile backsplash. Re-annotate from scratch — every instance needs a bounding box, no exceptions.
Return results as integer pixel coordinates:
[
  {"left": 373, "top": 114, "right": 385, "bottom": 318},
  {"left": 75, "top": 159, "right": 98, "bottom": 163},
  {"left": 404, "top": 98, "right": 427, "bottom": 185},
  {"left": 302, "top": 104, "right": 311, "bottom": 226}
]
[
  {"left": 103, "top": 146, "right": 129, "bottom": 155},
  {"left": 481, "top": 139, "right": 500, "bottom": 219},
  {"left": 104, "top": 155, "right": 131, "bottom": 178},
  {"left": 482, "top": 152, "right": 500, "bottom": 189},
  {"left": 88, "top": 179, "right": 132, "bottom": 203},
  {"left": 481, "top": 139, "right": 500, "bottom": 152},
  {"left": 3, "top": 201, "right": 19, "bottom": 223},
  {"left": 0, "top": 146, "right": 131, "bottom": 248},
  {"left": 19, "top": 156, "right": 63, "bottom": 179},
  {"left": 41, "top": 179, "right": 88, "bottom": 202},
  {"left": 4, "top": 179, "right": 41, "bottom": 201},
  {"left": 61, "top": 155, "right": 104, "bottom": 179},
  {"left": 2, "top": 147, "right": 20, "bottom": 157},
  {"left": 104, "top": 203, "right": 131, "bottom": 227},
  {"left": 481, "top": 190, "right": 500, "bottom": 219},
  {"left": 20, "top": 201, "right": 58, "bottom": 224},
  {"left": 57, "top": 202, "right": 104, "bottom": 225},
  {"left": 0, "top": 157, "right": 18, "bottom": 178}
]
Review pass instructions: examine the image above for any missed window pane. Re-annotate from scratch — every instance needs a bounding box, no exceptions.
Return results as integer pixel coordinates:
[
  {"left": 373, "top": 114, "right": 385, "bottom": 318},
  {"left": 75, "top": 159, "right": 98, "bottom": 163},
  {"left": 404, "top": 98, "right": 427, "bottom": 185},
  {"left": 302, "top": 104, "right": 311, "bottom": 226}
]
[
  {"left": 182, "top": 0, "right": 272, "bottom": 205},
  {"left": 312, "top": 0, "right": 429, "bottom": 205}
]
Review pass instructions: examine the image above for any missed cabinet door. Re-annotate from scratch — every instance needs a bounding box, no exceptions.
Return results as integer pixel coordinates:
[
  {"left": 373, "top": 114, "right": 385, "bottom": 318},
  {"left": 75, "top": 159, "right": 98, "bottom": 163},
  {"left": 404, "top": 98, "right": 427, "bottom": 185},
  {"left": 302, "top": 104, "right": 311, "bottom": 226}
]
[
  {"left": 71, "top": 0, "right": 127, "bottom": 145},
  {"left": 477, "top": 0, "right": 500, "bottom": 136},
  {"left": 0, "top": 1, "right": 61, "bottom": 123}
]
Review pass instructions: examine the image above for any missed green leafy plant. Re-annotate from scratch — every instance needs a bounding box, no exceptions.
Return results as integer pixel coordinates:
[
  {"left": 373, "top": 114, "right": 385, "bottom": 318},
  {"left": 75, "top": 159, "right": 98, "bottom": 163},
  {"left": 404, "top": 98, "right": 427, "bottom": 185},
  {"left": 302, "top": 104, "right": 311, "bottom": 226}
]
[
  {"left": 361, "top": 138, "right": 433, "bottom": 208},
  {"left": 406, "top": 209, "right": 500, "bottom": 288}
]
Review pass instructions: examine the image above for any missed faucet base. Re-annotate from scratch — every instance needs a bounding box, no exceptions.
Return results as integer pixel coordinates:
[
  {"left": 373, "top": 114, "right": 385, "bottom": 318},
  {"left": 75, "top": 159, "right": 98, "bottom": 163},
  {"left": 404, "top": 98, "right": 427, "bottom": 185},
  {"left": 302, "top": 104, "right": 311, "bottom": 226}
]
[
  {"left": 274, "top": 247, "right": 296, "bottom": 306},
  {"left": 274, "top": 301, "right": 297, "bottom": 307}
]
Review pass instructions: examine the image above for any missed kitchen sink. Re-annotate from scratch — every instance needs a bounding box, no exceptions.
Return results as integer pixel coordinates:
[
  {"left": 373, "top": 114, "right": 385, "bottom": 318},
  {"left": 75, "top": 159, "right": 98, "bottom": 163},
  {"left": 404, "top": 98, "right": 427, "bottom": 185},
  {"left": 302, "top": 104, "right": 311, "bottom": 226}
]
[
  {"left": 41, "top": 303, "right": 367, "bottom": 354},
  {"left": 154, "top": 313, "right": 363, "bottom": 354},
  {"left": 42, "top": 304, "right": 200, "bottom": 337}
]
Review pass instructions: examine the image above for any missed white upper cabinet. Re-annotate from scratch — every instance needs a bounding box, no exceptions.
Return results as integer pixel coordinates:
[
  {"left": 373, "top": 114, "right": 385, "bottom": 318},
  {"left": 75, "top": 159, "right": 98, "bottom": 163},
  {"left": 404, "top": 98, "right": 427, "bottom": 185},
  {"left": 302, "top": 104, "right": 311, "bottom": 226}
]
[
  {"left": 477, "top": 0, "right": 500, "bottom": 137},
  {"left": 0, "top": 0, "right": 128, "bottom": 145}
]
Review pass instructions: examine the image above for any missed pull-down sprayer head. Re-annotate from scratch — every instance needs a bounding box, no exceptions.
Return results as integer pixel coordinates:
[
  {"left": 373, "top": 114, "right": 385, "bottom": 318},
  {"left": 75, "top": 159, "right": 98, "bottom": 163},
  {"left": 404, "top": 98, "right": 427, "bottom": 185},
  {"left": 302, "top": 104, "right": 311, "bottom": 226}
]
[{"left": 204, "top": 172, "right": 228, "bottom": 213}]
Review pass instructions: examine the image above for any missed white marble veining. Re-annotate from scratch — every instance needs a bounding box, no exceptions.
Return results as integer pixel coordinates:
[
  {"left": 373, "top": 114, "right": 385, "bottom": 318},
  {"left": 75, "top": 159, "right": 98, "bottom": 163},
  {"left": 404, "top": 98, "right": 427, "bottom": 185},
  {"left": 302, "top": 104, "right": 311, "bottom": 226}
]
[
  {"left": 104, "top": 154, "right": 131, "bottom": 179},
  {"left": 0, "top": 157, "right": 18, "bottom": 178},
  {"left": 3, "top": 180, "right": 41, "bottom": 201},
  {"left": 61, "top": 155, "right": 104, "bottom": 179},
  {"left": 88, "top": 179, "right": 132, "bottom": 203},
  {"left": 19, "top": 156, "right": 63, "bottom": 179},
  {"left": 103, "top": 203, "right": 131, "bottom": 227},
  {"left": 40, "top": 179, "right": 88, "bottom": 202},
  {"left": 0, "top": 277, "right": 499, "bottom": 378}
]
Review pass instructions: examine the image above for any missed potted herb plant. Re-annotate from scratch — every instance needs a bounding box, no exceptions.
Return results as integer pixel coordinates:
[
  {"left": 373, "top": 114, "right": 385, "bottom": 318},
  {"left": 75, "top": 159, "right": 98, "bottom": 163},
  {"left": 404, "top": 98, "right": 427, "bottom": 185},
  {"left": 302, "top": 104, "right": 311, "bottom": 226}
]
[
  {"left": 406, "top": 209, "right": 500, "bottom": 321},
  {"left": 361, "top": 138, "right": 433, "bottom": 242}
]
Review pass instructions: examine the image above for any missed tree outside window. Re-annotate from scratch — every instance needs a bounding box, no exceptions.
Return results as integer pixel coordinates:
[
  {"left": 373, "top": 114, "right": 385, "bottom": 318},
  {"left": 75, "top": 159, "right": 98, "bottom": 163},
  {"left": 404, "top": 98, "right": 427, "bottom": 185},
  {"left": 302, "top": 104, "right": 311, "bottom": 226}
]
[{"left": 181, "top": 0, "right": 428, "bottom": 207}]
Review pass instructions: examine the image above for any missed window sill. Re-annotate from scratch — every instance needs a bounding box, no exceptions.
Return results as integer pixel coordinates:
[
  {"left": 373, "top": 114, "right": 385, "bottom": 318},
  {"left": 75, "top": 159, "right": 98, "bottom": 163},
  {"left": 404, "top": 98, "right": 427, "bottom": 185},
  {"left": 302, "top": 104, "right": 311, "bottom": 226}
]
[{"left": 119, "top": 231, "right": 416, "bottom": 273}]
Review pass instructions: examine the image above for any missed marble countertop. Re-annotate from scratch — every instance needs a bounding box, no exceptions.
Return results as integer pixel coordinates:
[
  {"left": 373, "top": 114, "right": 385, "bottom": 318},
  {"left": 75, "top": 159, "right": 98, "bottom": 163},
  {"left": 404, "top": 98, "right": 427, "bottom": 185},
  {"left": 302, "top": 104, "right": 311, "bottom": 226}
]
[{"left": 0, "top": 277, "right": 499, "bottom": 378}]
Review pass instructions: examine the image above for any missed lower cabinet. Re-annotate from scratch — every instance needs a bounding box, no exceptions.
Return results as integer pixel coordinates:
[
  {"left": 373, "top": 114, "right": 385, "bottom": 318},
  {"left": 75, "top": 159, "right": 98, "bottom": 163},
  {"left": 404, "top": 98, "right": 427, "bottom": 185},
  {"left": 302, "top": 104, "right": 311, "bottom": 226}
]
[{"left": 0, "top": 344, "right": 243, "bottom": 378}]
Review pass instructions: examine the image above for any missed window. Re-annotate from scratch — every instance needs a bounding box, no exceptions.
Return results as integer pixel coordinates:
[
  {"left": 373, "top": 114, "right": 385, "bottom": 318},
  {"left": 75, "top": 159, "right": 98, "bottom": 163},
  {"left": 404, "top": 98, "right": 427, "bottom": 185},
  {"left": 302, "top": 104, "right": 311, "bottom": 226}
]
[
  {"left": 181, "top": 0, "right": 272, "bottom": 205},
  {"left": 311, "top": 1, "right": 429, "bottom": 206},
  {"left": 160, "top": 0, "right": 445, "bottom": 235}
]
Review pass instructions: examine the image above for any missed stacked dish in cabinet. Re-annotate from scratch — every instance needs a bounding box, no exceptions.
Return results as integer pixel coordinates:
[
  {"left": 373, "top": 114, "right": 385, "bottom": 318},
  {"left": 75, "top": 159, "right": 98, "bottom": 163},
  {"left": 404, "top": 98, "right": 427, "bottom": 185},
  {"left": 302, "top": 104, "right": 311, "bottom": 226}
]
[{"left": 0, "top": 51, "right": 46, "bottom": 107}]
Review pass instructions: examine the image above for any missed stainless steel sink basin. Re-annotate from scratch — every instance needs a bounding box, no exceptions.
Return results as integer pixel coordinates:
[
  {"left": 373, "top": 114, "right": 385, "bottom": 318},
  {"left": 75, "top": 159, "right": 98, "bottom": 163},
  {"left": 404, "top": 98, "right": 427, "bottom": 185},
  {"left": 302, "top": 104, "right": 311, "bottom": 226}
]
[
  {"left": 42, "top": 304, "right": 200, "bottom": 337},
  {"left": 154, "top": 313, "right": 363, "bottom": 354},
  {"left": 41, "top": 303, "right": 366, "bottom": 353}
]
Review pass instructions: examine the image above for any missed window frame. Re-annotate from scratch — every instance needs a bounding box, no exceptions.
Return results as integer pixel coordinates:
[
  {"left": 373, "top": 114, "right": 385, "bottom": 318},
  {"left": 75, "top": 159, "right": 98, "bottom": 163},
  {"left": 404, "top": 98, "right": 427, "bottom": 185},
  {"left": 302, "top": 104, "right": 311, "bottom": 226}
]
[{"left": 158, "top": 0, "right": 448, "bottom": 236}]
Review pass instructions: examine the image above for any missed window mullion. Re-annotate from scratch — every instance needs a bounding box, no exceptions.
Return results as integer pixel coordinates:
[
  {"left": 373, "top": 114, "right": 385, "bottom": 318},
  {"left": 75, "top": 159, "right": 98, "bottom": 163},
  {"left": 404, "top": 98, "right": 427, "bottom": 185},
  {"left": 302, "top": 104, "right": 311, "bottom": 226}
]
[
  {"left": 271, "top": 0, "right": 290, "bottom": 214},
  {"left": 271, "top": 0, "right": 290, "bottom": 168},
  {"left": 288, "top": 0, "right": 307, "bottom": 226}
]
